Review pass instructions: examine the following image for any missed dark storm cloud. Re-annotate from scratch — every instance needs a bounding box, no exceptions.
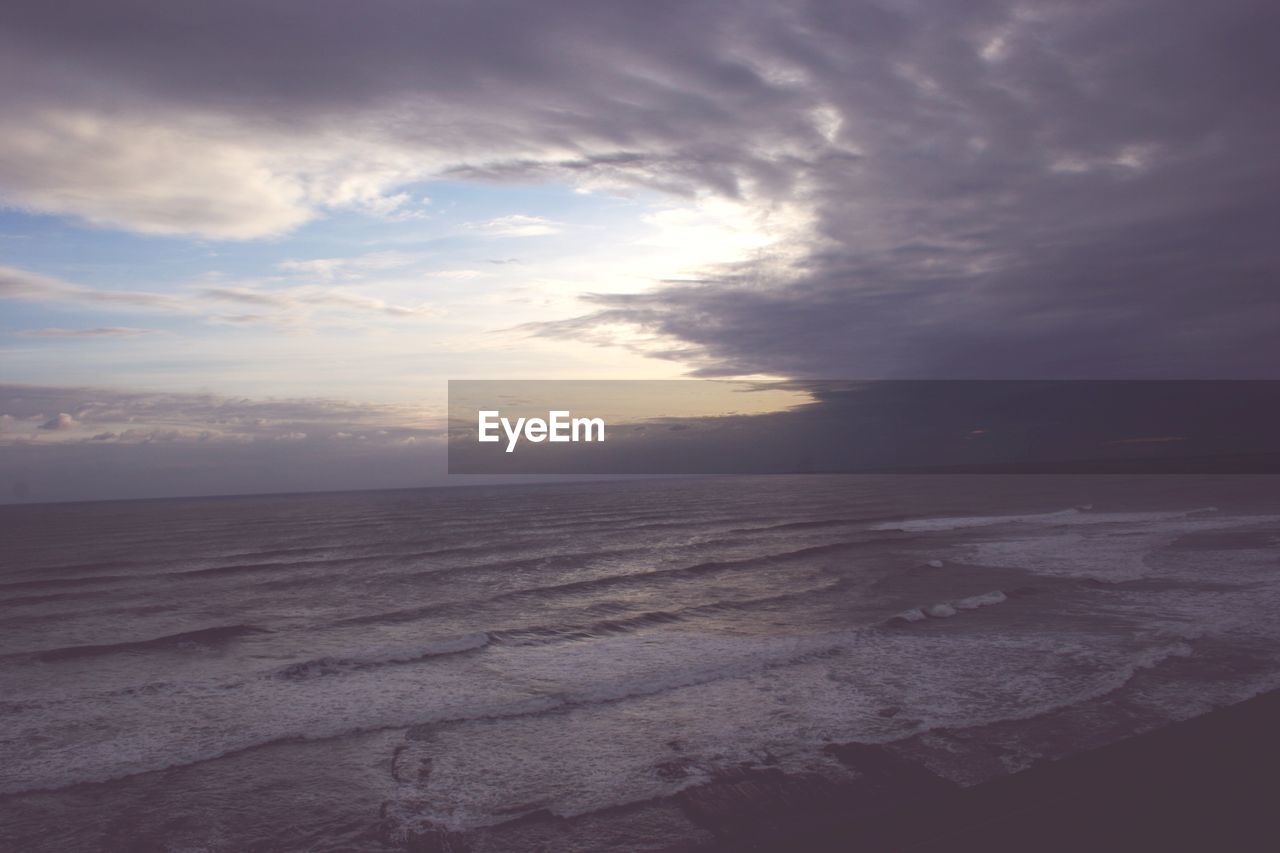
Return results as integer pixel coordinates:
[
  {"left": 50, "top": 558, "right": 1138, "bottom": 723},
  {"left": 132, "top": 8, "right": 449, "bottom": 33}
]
[
  {"left": 1, "top": 0, "right": 1276, "bottom": 376},
  {"left": 447, "top": 380, "right": 1280, "bottom": 475},
  {"left": 0, "top": 0, "right": 822, "bottom": 235},
  {"left": 520, "top": 0, "right": 1280, "bottom": 378}
]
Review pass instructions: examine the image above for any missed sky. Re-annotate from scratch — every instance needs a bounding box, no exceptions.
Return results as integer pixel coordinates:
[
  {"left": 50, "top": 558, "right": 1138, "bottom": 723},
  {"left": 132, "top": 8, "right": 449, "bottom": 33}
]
[{"left": 1, "top": 0, "right": 1277, "bottom": 502}]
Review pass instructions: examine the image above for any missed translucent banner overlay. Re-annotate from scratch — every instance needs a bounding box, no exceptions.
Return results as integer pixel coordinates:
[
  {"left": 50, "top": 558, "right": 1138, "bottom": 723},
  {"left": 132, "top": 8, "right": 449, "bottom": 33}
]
[{"left": 448, "top": 380, "right": 1280, "bottom": 475}]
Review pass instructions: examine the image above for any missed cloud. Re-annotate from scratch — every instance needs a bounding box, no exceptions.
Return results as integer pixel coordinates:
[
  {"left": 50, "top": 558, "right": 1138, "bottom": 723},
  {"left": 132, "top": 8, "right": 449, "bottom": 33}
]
[
  {"left": 0, "top": 2, "right": 833, "bottom": 238},
  {"left": 0, "top": 0, "right": 1275, "bottom": 378},
  {"left": 208, "top": 313, "right": 274, "bottom": 326},
  {"left": 0, "top": 265, "right": 180, "bottom": 309},
  {"left": 16, "top": 327, "right": 157, "bottom": 337},
  {"left": 425, "top": 269, "right": 486, "bottom": 280},
  {"left": 294, "top": 289, "right": 438, "bottom": 317},
  {"left": 276, "top": 251, "right": 428, "bottom": 280},
  {"left": 0, "top": 265, "right": 437, "bottom": 324},
  {"left": 0, "top": 383, "right": 449, "bottom": 502},
  {"left": 473, "top": 215, "right": 562, "bottom": 237},
  {"left": 38, "top": 412, "right": 78, "bottom": 431},
  {"left": 0, "top": 111, "right": 320, "bottom": 239},
  {"left": 199, "top": 284, "right": 439, "bottom": 318},
  {"left": 200, "top": 287, "right": 288, "bottom": 307},
  {"left": 1, "top": 384, "right": 443, "bottom": 446},
  {"left": 512, "top": 0, "right": 1280, "bottom": 379}
]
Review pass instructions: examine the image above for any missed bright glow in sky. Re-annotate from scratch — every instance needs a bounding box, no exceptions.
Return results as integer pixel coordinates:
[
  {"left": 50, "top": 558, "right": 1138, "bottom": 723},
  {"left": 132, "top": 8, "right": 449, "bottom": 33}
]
[{"left": 0, "top": 181, "right": 800, "bottom": 402}]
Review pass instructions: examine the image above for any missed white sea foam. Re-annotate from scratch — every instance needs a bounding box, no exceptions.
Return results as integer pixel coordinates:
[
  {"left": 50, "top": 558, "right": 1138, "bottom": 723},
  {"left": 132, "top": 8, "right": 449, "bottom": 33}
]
[
  {"left": 959, "top": 513, "right": 1280, "bottom": 581},
  {"left": 392, "top": 633, "right": 1214, "bottom": 830},
  {"left": 892, "top": 592, "right": 1005, "bottom": 624},
  {"left": 870, "top": 508, "right": 1083, "bottom": 532},
  {"left": 275, "top": 633, "right": 492, "bottom": 678},
  {"left": 871, "top": 507, "right": 1228, "bottom": 533},
  {"left": 0, "top": 626, "right": 857, "bottom": 795},
  {"left": 954, "top": 591, "right": 1007, "bottom": 609}
]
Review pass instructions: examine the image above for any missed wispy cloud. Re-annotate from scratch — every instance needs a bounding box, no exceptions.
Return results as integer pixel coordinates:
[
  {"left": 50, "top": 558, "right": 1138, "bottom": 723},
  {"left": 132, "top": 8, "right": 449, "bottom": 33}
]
[
  {"left": 275, "top": 251, "right": 428, "bottom": 281},
  {"left": 473, "top": 215, "right": 562, "bottom": 237},
  {"left": 0, "top": 384, "right": 443, "bottom": 446},
  {"left": 0, "top": 265, "right": 439, "bottom": 326},
  {"left": 200, "top": 287, "right": 289, "bottom": 307},
  {"left": 425, "top": 269, "right": 486, "bottom": 280},
  {"left": 201, "top": 284, "right": 438, "bottom": 318},
  {"left": 16, "top": 327, "right": 159, "bottom": 338},
  {"left": 207, "top": 313, "right": 277, "bottom": 326},
  {"left": 0, "top": 265, "right": 181, "bottom": 310}
]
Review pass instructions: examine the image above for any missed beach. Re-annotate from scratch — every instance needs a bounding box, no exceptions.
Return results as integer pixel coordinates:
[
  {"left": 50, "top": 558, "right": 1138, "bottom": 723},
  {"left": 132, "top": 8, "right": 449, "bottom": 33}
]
[{"left": 376, "top": 681, "right": 1280, "bottom": 852}]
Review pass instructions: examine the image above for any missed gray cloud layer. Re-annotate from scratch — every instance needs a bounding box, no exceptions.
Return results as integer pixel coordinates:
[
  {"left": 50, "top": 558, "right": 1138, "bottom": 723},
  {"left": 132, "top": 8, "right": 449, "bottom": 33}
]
[
  {"left": 2, "top": 1, "right": 1276, "bottom": 379},
  {"left": 522, "top": 1, "right": 1279, "bottom": 378},
  {"left": 0, "top": 385, "right": 444, "bottom": 502}
]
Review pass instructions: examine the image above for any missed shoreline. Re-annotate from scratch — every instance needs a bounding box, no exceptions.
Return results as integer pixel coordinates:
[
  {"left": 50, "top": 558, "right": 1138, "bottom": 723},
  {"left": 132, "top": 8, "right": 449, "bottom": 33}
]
[
  {"left": 705, "top": 688, "right": 1280, "bottom": 852},
  {"left": 436, "top": 689, "right": 1280, "bottom": 852}
]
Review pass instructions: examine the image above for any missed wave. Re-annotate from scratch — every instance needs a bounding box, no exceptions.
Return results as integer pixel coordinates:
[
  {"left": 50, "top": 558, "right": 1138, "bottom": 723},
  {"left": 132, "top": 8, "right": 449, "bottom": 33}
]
[
  {"left": 0, "top": 558, "right": 148, "bottom": 579},
  {"left": 872, "top": 508, "right": 1085, "bottom": 532},
  {"left": 953, "top": 512, "right": 1278, "bottom": 583},
  {"left": 870, "top": 507, "right": 1226, "bottom": 533},
  {"left": 0, "top": 573, "right": 140, "bottom": 594},
  {"left": 393, "top": 545, "right": 650, "bottom": 586},
  {"left": 724, "top": 517, "right": 868, "bottom": 534},
  {"left": 1, "top": 615, "right": 1256, "bottom": 802},
  {"left": 0, "top": 540, "right": 597, "bottom": 595},
  {"left": 334, "top": 540, "right": 869, "bottom": 630},
  {"left": 1, "top": 629, "right": 854, "bottom": 797},
  {"left": 489, "top": 610, "right": 687, "bottom": 647},
  {"left": 30, "top": 625, "right": 271, "bottom": 662},
  {"left": 275, "top": 634, "right": 491, "bottom": 679},
  {"left": 888, "top": 590, "right": 1006, "bottom": 624},
  {"left": 487, "top": 541, "right": 872, "bottom": 603},
  {"left": 955, "top": 590, "right": 1008, "bottom": 609},
  {"left": 307, "top": 583, "right": 850, "bottom": 677},
  {"left": 0, "top": 591, "right": 87, "bottom": 608},
  {"left": 0, "top": 546, "right": 337, "bottom": 582},
  {"left": 0, "top": 556, "right": 369, "bottom": 593}
]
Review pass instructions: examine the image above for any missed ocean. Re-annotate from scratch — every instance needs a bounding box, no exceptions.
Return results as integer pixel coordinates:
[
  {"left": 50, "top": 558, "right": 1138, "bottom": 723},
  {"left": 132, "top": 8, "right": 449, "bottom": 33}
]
[{"left": 1, "top": 475, "right": 1278, "bottom": 851}]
